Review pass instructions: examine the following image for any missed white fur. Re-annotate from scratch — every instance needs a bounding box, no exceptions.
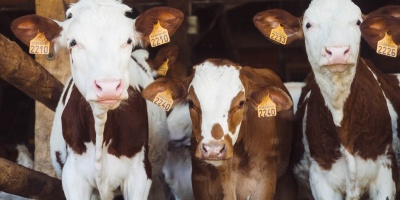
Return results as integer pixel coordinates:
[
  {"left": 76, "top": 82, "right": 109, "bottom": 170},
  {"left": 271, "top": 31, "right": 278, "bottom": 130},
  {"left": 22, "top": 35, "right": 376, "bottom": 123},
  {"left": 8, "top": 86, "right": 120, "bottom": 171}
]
[
  {"left": 190, "top": 61, "right": 244, "bottom": 147},
  {"left": 49, "top": 0, "right": 168, "bottom": 199},
  {"left": 284, "top": 82, "right": 304, "bottom": 114}
]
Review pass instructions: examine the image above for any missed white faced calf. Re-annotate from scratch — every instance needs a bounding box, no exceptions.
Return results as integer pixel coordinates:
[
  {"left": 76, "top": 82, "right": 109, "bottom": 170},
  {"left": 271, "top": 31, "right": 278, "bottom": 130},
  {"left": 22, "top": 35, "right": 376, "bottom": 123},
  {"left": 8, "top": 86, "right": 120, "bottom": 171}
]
[
  {"left": 255, "top": 1, "right": 400, "bottom": 199},
  {"left": 11, "top": 0, "right": 183, "bottom": 199},
  {"left": 143, "top": 58, "right": 296, "bottom": 199}
]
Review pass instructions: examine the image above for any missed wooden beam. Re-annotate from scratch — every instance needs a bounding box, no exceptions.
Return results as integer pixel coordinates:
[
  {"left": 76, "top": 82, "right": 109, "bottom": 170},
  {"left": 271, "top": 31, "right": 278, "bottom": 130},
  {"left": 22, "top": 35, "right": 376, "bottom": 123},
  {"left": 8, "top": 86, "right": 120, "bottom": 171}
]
[
  {"left": 33, "top": 0, "right": 77, "bottom": 177},
  {"left": 0, "top": 34, "right": 63, "bottom": 112},
  {"left": 0, "top": 157, "right": 65, "bottom": 200}
]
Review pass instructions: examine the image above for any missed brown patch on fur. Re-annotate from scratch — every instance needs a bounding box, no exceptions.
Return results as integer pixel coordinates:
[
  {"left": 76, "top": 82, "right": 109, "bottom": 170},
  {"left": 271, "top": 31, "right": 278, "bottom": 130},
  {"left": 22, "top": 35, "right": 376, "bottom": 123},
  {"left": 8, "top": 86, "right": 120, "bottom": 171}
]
[
  {"left": 55, "top": 151, "right": 64, "bottom": 169},
  {"left": 228, "top": 91, "right": 245, "bottom": 135},
  {"left": 188, "top": 86, "right": 202, "bottom": 141},
  {"left": 62, "top": 79, "right": 73, "bottom": 105},
  {"left": 62, "top": 85, "right": 151, "bottom": 178},
  {"left": 211, "top": 124, "right": 224, "bottom": 140}
]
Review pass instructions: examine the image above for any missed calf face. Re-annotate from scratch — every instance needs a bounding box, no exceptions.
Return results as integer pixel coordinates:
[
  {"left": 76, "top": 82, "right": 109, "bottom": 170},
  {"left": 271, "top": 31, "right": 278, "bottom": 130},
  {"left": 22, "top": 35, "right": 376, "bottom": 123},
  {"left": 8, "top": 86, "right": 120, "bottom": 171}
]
[
  {"left": 255, "top": 0, "right": 362, "bottom": 73},
  {"left": 143, "top": 58, "right": 292, "bottom": 165},
  {"left": 11, "top": 0, "right": 183, "bottom": 110}
]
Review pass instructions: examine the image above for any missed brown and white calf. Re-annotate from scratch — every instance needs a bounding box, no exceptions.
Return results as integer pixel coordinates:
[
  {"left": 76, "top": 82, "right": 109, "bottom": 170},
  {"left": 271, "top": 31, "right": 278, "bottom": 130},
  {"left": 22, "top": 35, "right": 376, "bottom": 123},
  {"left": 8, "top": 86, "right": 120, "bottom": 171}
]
[
  {"left": 143, "top": 58, "right": 297, "bottom": 200},
  {"left": 11, "top": 0, "right": 183, "bottom": 199},
  {"left": 254, "top": 1, "right": 400, "bottom": 199}
]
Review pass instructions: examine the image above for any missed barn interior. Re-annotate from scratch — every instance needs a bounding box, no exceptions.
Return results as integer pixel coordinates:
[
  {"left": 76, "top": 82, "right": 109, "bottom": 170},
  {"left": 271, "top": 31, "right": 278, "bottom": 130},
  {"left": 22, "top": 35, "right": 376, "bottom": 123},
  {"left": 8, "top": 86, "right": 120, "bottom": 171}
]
[{"left": 0, "top": 0, "right": 399, "bottom": 180}]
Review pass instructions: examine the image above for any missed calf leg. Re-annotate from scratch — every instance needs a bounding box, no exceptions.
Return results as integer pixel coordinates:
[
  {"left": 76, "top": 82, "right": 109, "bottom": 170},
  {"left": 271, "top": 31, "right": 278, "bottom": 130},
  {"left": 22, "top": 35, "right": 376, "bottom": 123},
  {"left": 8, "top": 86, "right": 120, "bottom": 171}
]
[
  {"left": 309, "top": 163, "right": 342, "bottom": 200},
  {"left": 123, "top": 161, "right": 152, "bottom": 200},
  {"left": 368, "top": 165, "right": 396, "bottom": 200},
  {"left": 62, "top": 156, "right": 93, "bottom": 200}
]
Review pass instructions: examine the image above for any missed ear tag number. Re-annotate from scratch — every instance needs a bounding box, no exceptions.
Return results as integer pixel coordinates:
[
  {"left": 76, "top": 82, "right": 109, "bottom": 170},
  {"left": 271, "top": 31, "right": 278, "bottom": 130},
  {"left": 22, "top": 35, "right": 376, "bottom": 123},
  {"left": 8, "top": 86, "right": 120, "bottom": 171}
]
[
  {"left": 149, "top": 20, "right": 170, "bottom": 47},
  {"left": 153, "top": 88, "right": 173, "bottom": 111},
  {"left": 157, "top": 59, "right": 169, "bottom": 76},
  {"left": 376, "top": 32, "right": 397, "bottom": 57},
  {"left": 258, "top": 94, "right": 276, "bottom": 118},
  {"left": 269, "top": 24, "right": 287, "bottom": 45},
  {"left": 29, "top": 31, "right": 50, "bottom": 55}
]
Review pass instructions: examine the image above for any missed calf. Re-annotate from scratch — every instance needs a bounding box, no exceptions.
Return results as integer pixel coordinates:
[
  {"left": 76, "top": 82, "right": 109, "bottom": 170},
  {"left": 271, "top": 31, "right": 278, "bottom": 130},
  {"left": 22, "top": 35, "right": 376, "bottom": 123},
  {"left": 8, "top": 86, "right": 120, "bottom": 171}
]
[
  {"left": 11, "top": 0, "right": 183, "bottom": 199},
  {"left": 143, "top": 58, "right": 297, "bottom": 200},
  {"left": 254, "top": 1, "right": 400, "bottom": 199}
]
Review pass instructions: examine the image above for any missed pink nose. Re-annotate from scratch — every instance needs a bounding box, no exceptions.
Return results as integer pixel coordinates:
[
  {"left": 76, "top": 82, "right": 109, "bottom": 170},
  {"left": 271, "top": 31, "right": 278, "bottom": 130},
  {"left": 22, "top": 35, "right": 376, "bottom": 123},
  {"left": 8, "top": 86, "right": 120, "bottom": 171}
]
[
  {"left": 324, "top": 46, "right": 351, "bottom": 64},
  {"left": 93, "top": 80, "right": 123, "bottom": 100},
  {"left": 201, "top": 141, "right": 227, "bottom": 160}
]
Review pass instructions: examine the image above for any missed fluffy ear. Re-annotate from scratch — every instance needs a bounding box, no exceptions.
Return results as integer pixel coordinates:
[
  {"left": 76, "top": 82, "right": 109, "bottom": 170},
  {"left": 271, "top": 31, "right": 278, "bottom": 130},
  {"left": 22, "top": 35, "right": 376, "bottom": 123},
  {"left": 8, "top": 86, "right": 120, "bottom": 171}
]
[
  {"left": 142, "top": 77, "right": 187, "bottom": 108},
  {"left": 11, "top": 14, "right": 62, "bottom": 49},
  {"left": 360, "top": 15, "right": 400, "bottom": 56},
  {"left": 150, "top": 44, "right": 179, "bottom": 72},
  {"left": 253, "top": 9, "right": 303, "bottom": 45},
  {"left": 135, "top": 7, "right": 184, "bottom": 44},
  {"left": 247, "top": 85, "right": 293, "bottom": 112}
]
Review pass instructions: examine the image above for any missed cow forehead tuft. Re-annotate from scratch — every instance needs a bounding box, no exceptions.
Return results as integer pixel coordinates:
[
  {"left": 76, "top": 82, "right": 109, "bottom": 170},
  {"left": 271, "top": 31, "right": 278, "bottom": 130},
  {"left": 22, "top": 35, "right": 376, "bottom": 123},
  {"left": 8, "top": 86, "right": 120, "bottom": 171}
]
[{"left": 306, "top": 0, "right": 361, "bottom": 19}]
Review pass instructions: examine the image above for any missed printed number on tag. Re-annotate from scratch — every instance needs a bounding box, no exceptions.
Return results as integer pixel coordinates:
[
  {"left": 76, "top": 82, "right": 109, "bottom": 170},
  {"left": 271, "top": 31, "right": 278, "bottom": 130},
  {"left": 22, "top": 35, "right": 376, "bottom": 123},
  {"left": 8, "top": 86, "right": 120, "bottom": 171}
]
[
  {"left": 269, "top": 24, "right": 287, "bottom": 45},
  {"left": 29, "top": 32, "right": 50, "bottom": 55},
  {"left": 377, "top": 32, "right": 397, "bottom": 57},
  {"left": 149, "top": 21, "right": 170, "bottom": 47},
  {"left": 153, "top": 89, "right": 173, "bottom": 111},
  {"left": 257, "top": 94, "right": 277, "bottom": 118}
]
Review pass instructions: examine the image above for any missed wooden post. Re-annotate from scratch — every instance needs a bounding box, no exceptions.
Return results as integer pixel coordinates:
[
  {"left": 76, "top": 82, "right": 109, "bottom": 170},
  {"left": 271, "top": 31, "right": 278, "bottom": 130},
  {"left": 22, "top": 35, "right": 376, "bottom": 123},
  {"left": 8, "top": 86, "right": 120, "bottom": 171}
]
[
  {"left": 33, "top": 0, "right": 77, "bottom": 177},
  {"left": 0, "top": 158, "right": 65, "bottom": 200}
]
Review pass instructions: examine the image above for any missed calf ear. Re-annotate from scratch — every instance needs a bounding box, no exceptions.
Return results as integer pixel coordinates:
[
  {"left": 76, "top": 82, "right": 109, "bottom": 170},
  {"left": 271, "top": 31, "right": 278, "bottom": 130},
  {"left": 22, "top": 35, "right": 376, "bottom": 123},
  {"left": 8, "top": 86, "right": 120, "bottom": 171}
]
[
  {"left": 142, "top": 77, "right": 187, "bottom": 108},
  {"left": 253, "top": 9, "right": 303, "bottom": 45},
  {"left": 150, "top": 44, "right": 179, "bottom": 71},
  {"left": 135, "top": 7, "right": 184, "bottom": 44},
  {"left": 11, "top": 14, "right": 62, "bottom": 48},
  {"left": 360, "top": 15, "right": 400, "bottom": 56},
  {"left": 365, "top": 5, "right": 400, "bottom": 20},
  {"left": 248, "top": 85, "right": 293, "bottom": 112}
]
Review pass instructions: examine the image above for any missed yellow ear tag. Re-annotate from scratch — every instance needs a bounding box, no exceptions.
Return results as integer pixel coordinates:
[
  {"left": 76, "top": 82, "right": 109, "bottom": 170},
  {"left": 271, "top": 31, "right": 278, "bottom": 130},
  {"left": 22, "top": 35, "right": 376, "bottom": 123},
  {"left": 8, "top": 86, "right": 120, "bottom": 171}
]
[
  {"left": 376, "top": 32, "right": 397, "bottom": 57},
  {"left": 269, "top": 24, "right": 287, "bottom": 45},
  {"left": 257, "top": 94, "right": 276, "bottom": 118},
  {"left": 29, "top": 31, "right": 50, "bottom": 55},
  {"left": 153, "top": 88, "right": 173, "bottom": 111},
  {"left": 157, "top": 59, "right": 169, "bottom": 76},
  {"left": 149, "top": 20, "right": 170, "bottom": 47}
]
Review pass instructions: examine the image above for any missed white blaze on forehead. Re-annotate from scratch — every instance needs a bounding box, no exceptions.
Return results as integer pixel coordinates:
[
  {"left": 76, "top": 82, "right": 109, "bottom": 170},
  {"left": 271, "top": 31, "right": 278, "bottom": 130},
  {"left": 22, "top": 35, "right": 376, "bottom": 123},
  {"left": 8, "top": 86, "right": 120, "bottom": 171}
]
[
  {"left": 190, "top": 61, "right": 244, "bottom": 144},
  {"left": 59, "top": 0, "right": 138, "bottom": 102},
  {"left": 303, "top": 0, "right": 362, "bottom": 68}
]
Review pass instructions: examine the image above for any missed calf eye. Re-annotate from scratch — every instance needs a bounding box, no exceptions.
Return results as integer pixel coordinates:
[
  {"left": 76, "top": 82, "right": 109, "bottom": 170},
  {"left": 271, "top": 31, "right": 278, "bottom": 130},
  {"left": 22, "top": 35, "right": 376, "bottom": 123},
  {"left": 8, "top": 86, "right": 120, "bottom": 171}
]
[
  {"left": 305, "top": 23, "right": 312, "bottom": 29},
  {"left": 238, "top": 101, "right": 245, "bottom": 109},
  {"left": 356, "top": 20, "right": 361, "bottom": 26},
  {"left": 188, "top": 100, "right": 194, "bottom": 109},
  {"left": 69, "top": 39, "right": 77, "bottom": 47},
  {"left": 67, "top": 13, "right": 72, "bottom": 19},
  {"left": 127, "top": 38, "right": 133, "bottom": 45}
]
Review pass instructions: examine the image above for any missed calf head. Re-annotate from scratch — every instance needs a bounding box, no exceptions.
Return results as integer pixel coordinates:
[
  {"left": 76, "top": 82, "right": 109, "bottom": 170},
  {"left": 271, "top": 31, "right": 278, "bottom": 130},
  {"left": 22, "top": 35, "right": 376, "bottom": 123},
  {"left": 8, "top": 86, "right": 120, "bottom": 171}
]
[
  {"left": 143, "top": 58, "right": 292, "bottom": 166},
  {"left": 11, "top": 0, "right": 183, "bottom": 110},
  {"left": 254, "top": 0, "right": 363, "bottom": 74}
]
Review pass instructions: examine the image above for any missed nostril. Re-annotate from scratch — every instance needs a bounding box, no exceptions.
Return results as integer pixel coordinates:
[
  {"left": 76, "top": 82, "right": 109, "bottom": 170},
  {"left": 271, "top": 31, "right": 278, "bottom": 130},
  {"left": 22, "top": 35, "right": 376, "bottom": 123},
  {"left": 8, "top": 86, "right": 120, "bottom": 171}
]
[
  {"left": 95, "top": 81, "right": 102, "bottom": 91},
  {"left": 202, "top": 144, "right": 208, "bottom": 153},
  {"left": 344, "top": 47, "right": 350, "bottom": 55},
  {"left": 219, "top": 144, "right": 226, "bottom": 154},
  {"left": 325, "top": 47, "right": 332, "bottom": 55}
]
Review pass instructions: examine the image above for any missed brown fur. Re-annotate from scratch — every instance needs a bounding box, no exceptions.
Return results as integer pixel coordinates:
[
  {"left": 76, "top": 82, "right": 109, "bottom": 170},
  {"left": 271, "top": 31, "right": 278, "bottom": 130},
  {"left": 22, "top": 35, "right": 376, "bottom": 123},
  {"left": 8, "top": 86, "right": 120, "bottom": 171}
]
[
  {"left": 211, "top": 124, "right": 224, "bottom": 140},
  {"left": 61, "top": 85, "right": 151, "bottom": 178},
  {"left": 295, "top": 58, "right": 398, "bottom": 182}
]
